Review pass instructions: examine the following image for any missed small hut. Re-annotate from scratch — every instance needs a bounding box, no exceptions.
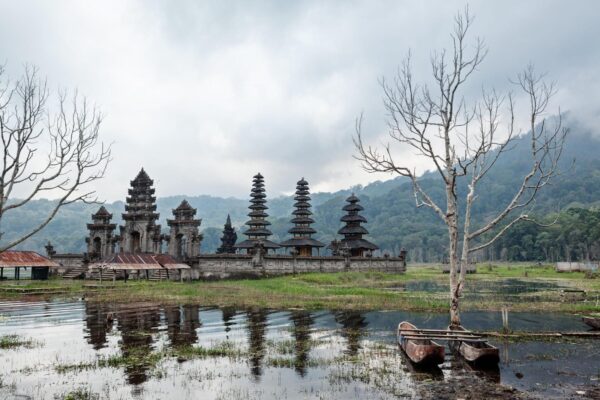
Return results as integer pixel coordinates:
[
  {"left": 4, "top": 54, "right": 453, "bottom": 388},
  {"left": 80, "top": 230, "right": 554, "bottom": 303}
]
[
  {"left": 0, "top": 251, "right": 59, "bottom": 280},
  {"left": 89, "top": 253, "right": 190, "bottom": 281}
]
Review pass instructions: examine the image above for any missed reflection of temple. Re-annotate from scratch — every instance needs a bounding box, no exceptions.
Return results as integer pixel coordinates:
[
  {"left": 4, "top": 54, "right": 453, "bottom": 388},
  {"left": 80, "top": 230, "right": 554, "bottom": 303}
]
[
  {"left": 164, "top": 305, "right": 201, "bottom": 349},
  {"left": 84, "top": 302, "right": 114, "bottom": 350},
  {"left": 221, "top": 307, "right": 237, "bottom": 335},
  {"left": 246, "top": 308, "right": 268, "bottom": 379},
  {"left": 116, "top": 304, "right": 161, "bottom": 385},
  {"left": 290, "top": 311, "right": 314, "bottom": 376},
  {"left": 335, "top": 311, "right": 368, "bottom": 356}
]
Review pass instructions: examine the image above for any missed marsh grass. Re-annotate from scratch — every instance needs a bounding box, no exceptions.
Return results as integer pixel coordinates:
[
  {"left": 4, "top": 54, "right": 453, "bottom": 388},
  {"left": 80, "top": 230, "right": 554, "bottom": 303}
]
[
  {"left": 0, "top": 334, "right": 37, "bottom": 349},
  {"left": 2, "top": 264, "right": 599, "bottom": 313},
  {"left": 55, "top": 341, "right": 246, "bottom": 375}
]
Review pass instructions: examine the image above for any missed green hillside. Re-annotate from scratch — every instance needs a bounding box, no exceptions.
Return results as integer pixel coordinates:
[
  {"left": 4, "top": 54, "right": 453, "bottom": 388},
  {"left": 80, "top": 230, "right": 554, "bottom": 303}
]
[{"left": 1, "top": 116, "right": 599, "bottom": 261}]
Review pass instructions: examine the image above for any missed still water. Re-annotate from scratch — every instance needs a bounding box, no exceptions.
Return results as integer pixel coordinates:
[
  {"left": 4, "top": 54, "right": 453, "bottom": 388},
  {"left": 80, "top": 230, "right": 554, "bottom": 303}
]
[{"left": 0, "top": 300, "right": 598, "bottom": 399}]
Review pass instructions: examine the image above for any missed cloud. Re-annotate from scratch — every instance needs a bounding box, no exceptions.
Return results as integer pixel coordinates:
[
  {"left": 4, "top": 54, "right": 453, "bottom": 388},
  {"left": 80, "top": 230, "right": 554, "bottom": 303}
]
[{"left": 0, "top": 0, "right": 598, "bottom": 200}]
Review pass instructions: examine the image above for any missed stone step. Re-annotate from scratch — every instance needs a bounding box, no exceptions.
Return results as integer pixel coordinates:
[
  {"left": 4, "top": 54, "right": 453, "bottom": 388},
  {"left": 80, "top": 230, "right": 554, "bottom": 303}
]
[{"left": 62, "top": 267, "right": 87, "bottom": 279}]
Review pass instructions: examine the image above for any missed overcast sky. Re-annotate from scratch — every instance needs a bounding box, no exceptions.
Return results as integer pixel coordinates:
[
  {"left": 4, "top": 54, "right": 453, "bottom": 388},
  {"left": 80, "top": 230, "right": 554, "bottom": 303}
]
[{"left": 1, "top": 0, "right": 599, "bottom": 201}]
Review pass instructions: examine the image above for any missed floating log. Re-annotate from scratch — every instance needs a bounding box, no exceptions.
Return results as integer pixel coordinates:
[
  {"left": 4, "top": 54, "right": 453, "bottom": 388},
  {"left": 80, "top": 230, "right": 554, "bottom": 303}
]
[{"left": 480, "top": 331, "right": 600, "bottom": 338}]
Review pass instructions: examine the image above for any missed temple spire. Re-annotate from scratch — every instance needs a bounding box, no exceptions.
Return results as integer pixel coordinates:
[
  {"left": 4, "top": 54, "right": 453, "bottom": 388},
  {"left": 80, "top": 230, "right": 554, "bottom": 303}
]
[
  {"left": 329, "top": 194, "right": 378, "bottom": 257},
  {"left": 119, "top": 168, "right": 162, "bottom": 254},
  {"left": 280, "top": 178, "right": 324, "bottom": 256},
  {"left": 217, "top": 214, "right": 237, "bottom": 254},
  {"left": 234, "top": 173, "right": 280, "bottom": 253}
]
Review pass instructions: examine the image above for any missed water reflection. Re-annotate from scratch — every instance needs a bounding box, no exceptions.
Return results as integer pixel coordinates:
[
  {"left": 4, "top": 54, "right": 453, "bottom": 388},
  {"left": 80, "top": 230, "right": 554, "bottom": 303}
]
[
  {"left": 0, "top": 300, "right": 596, "bottom": 400},
  {"left": 221, "top": 306, "right": 236, "bottom": 336},
  {"left": 84, "top": 302, "right": 113, "bottom": 350},
  {"left": 165, "top": 305, "right": 201, "bottom": 349},
  {"left": 116, "top": 304, "right": 161, "bottom": 384},
  {"left": 290, "top": 310, "right": 314, "bottom": 376},
  {"left": 335, "top": 311, "right": 368, "bottom": 356},
  {"left": 246, "top": 307, "right": 268, "bottom": 380}
]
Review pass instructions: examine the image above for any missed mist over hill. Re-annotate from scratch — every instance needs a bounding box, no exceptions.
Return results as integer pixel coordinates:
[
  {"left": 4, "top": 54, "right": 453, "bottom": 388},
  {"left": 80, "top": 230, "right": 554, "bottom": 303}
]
[{"left": 2, "top": 115, "right": 599, "bottom": 260}]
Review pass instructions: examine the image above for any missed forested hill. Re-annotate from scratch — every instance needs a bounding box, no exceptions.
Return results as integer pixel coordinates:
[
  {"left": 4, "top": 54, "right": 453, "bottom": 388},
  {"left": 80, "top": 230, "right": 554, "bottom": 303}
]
[{"left": 2, "top": 116, "right": 599, "bottom": 261}]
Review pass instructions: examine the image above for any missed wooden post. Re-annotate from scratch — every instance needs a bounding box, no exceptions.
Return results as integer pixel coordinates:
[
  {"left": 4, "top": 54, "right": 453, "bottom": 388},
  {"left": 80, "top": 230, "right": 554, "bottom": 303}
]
[
  {"left": 113, "top": 269, "right": 116, "bottom": 283},
  {"left": 145, "top": 270, "right": 149, "bottom": 280},
  {"left": 180, "top": 269, "right": 183, "bottom": 283},
  {"left": 99, "top": 268, "right": 103, "bottom": 284},
  {"left": 502, "top": 307, "right": 509, "bottom": 333},
  {"left": 0, "top": 267, "right": 3, "bottom": 279}
]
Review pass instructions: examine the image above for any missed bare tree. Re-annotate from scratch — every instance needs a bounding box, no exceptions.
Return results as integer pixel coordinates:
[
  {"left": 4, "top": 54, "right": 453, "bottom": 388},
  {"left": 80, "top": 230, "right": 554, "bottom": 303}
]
[
  {"left": 354, "top": 9, "right": 567, "bottom": 326},
  {"left": 0, "top": 65, "right": 111, "bottom": 252}
]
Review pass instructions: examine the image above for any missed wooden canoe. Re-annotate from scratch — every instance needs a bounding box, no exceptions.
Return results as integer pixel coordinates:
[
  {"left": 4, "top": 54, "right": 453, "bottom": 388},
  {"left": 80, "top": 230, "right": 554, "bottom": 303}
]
[
  {"left": 397, "top": 321, "right": 445, "bottom": 366},
  {"left": 449, "top": 325, "right": 499, "bottom": 365},
  {"left": 582, "top": 316, "right": 600, "bottom": 330}
]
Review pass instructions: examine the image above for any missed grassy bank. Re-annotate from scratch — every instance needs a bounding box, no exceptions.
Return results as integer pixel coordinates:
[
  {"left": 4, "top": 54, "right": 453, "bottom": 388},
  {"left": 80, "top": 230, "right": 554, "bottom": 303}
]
[{"left": 1, "top": 263, "right": 599, "bottom": 313}]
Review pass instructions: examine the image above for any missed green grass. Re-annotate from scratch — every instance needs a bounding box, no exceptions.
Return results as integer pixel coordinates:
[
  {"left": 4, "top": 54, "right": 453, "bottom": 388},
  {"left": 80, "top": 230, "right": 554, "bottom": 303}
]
[
  {"left": 0, "top": 334, "right": 36, "bottom": 349},
  {"left": 2, "top": 263, "right": 599, "bottom": 313}
]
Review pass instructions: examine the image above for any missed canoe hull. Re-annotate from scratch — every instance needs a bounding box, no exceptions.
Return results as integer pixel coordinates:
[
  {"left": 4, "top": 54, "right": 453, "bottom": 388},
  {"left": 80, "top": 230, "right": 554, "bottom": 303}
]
[
  {"left": 398, "top": 321, "right": 445, "bottom": 366},
  {"left": 449, "top": 325, "right": 499, "bottom": 365},
  {"left": 583, "top": 317, "right": 600, "bottom": 330}
]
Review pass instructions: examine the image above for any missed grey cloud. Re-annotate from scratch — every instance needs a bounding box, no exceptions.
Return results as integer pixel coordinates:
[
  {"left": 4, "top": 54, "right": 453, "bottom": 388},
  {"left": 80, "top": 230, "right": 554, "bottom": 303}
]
[{"left": 0, "top": 0, "right": 598, "bottom": 200}]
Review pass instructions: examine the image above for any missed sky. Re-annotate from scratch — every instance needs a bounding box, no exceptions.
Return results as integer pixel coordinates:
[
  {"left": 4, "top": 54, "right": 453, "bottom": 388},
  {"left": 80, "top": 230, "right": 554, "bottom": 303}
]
[{"left": 1, "top": 0, "right": 599, "bottom": 201}]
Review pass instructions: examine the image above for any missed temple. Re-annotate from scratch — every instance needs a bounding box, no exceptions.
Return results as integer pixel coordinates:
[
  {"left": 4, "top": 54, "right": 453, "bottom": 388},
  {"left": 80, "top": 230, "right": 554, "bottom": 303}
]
[
  {"left": 330, "top": 194, "right": 378, "bottom": 257},
  {"left": 120, "top": 168, "right": 162, "bottom": 254},
  {"left": 280, "top": 178, "right": 325, "bottom": 256},
  {"left": 83, "top": 168, "right": 201, "bottom": 263},
  {"left": 217, "top": 215, "right": 237, "bottom": 254},
  {"left": 166, "top": 200, "right": 202, "bottom": 260},
  {"left": 234, "top": 173, "right": 280, "bottom": 253},
  {"left": 43, "top": 169, "right": 405, "bottom": 281}
]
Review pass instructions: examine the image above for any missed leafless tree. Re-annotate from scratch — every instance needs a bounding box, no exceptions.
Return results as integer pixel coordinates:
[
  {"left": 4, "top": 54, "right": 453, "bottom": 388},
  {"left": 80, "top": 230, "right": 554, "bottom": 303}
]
[
  {"left": 0, "top": 65, "right": 111, "bottom": 252},
  {"left": 354, "top": 9, "right": 567, "bottom": 326}
]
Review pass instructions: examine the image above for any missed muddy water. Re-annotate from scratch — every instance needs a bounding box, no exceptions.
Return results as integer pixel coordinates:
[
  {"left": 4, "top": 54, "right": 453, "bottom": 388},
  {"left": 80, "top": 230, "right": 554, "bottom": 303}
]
[{"left": 0, "top": 300, "right": 598, "bottom": 399}]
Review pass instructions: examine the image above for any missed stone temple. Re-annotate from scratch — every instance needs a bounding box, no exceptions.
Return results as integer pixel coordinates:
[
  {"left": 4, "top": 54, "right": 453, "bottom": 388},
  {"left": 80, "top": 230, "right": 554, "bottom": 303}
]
[{"left": 48, "top": 168, "right": 406, "bottom": 280}]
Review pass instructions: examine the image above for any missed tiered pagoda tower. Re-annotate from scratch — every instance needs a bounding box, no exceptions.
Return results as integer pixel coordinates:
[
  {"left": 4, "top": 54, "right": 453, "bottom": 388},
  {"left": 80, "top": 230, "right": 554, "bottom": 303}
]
[
  {"left": 217, "top": 214, "right": 237, "bottom": 254},
  {"left": 119, "top": 168, "right": 162, "bottom": 254},
  {"left": 234, "top": 173, "right": 280, "bottom": 253},
  {"left": 166, "top": 200, "right": 202, "bottom": 260},
  {"left": 330, "top": 194, "right": 378, "bottom": 257},
  {"left": 280, "top": 178, "right": 324, "bottom": 256},
  {"left": 86, "top": 206, "right": 117, "bottom": 260}
]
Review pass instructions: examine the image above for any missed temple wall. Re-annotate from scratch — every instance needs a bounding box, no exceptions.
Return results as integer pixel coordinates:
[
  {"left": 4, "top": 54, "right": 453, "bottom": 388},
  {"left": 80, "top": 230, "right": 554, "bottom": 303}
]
[
  {"left": 189, "top": 254, "right": 406, "bottom": 279},
  {"left": 49, "top": 254, "right": 85, "bottom": 275}
]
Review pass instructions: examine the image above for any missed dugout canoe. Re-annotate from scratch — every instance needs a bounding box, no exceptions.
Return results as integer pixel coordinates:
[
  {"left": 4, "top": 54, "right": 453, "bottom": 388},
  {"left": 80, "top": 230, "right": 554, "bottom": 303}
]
[
  {"left": 582, "top": 316, "right": 600, "bottom": 330},
  {"left": 397, "top": 321, "right": 445, "bottom": 366},
  {"left": 449, "top": 325, "right": 499, "bottom": 365}
]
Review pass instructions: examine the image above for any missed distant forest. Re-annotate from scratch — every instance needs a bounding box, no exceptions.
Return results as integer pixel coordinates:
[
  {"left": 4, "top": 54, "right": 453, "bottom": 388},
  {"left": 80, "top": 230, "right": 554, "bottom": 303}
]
[{"left": 2, "top": 117, "right": 600, "bottom": 262}]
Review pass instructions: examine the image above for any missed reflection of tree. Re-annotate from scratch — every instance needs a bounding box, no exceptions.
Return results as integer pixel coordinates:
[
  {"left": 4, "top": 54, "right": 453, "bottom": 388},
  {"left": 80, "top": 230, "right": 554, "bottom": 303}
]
[
  {"left": 335, "top": 311, "right": 367, "bottom": 357},
  {"left": 221, "top": 307, "right": 236, "bottom": 335},
  {"left": 164, "top": 305, "right": 201, "bottom": 349},
  {"left": 290, "top": 311, "right": 314, "bottom": 377},
  {"left": 246, "top": 308, "right": 268, "bottom": 380},
  {"left": 116, "top": 305, "right": 161, "bottom": 385},
  {"left": 84, "top": 302, "right": 113, "bottom": 350}
]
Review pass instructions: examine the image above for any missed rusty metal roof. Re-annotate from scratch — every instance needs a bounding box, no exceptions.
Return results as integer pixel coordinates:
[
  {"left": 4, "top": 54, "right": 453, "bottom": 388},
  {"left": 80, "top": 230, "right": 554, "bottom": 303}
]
[
  {"left": 0, "top": 251, "right": 59, "bottom": 268},
  {"left": 89, "top": 253, "right": 190, "bottom": 270}
]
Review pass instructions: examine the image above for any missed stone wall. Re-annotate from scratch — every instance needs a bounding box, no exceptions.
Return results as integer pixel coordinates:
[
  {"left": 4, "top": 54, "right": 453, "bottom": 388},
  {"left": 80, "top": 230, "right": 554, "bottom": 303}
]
[
  {"left": 189, "top": 254, "right": 406, "bottom": 279},
  {"left": 49, "top": 254, "right": 85, "bottom": 276}
]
